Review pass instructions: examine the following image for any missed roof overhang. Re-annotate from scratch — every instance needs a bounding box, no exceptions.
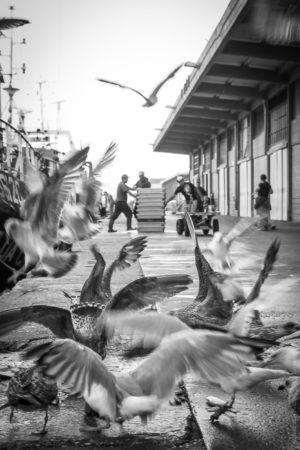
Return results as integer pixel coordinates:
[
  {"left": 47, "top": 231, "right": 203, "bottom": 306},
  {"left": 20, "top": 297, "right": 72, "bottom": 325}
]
[{"left": 153, "top": 0, "right": 300, "bottom": 155}]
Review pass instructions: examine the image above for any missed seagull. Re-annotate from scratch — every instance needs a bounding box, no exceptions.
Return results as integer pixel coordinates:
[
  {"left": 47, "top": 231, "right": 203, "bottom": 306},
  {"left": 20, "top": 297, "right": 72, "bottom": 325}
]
[
  {"left": 4, "top": 147, "right": 90, "bottom": 282},
  {"left": 0, "top": 365, "right": 59, "bottom": 435},
  {"left": 0, "top": 238, "right": 192, "bottom": 359},
  {"left": 207, "top": 217, "right": 255, "bottom": 271},
  {"left": 98, "top": 309, "right": 288, "bottom": 423},
  {"left": 206, "top": 366, "right": 290, "bottom": 423},
  {"left": 260, "top": 345, "right": 300, "bottom": 375},
  {"left": 57, "top": 141, "right": 118, "bottom": 245},
  {"left": 97, "top": 61, "right": 200, "bottom": 107},
  {"left": 23, "top": 328, "right": 264, "bottom": 432}
]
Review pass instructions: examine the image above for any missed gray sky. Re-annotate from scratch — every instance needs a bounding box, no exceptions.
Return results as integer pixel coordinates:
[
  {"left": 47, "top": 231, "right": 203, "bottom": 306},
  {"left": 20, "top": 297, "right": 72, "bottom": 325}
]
[{"left": 0, "top": 0, "right": 230, "bottom": 192}]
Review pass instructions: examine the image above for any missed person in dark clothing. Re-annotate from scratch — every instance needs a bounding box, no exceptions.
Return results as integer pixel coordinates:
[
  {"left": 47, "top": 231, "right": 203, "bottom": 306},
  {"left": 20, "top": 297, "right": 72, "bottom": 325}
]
[
  {"left": 165, "top": 175, "right": 201, "bottom": 213},
  {"left": 196, "top": 179, "right": 208, "bottom": 212},
  {"left": 254, "top": 174, "right": 275, "bottom": 231},
  {"left": 108, "top": 175, "right": 136, "bottom": 232},
  {"left": 132, "top": 171, "right": 151, "bottom": 219},
  {"left": 133, "top": 171, "right": 151, "bottom": 189}
]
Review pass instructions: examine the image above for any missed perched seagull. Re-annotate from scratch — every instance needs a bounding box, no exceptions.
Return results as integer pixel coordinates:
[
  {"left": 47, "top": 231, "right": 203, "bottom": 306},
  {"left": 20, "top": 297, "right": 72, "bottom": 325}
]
[
  {"left": 24, "top": 329, "right": 262, "bottom": 432},
  {"left": 207, "top": 217, "right": 255, "bottom": 271},
  {"left": 97, "top": 61, "right": 200, "bottom": 107},
  {"left": 0, "top": 366, "right": 59, "bottom": 435},
  {"left": 4, "top": 147, "right": 90, "bottom": 281}
]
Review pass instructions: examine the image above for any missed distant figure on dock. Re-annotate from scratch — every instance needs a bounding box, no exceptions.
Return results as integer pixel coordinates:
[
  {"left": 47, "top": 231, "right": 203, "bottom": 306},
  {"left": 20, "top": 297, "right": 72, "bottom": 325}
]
[
  {"left": 133, "top": 171, "right": 151, "bottom": 219},
  {"left": 108, "top": 175, "right": 136, "bottom": 232},
  {"left": 165, "top": 175, "right": 201, "bottom": 213},
  {"left": 254, "top": 174, "right": 275, "bottom": 231}
]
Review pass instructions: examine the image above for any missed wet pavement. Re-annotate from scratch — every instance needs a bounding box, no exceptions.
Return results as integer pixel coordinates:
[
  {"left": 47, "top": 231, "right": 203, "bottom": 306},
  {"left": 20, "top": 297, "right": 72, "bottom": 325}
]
[{"left": 0, "top": 212, "right": 300, "bottom": 449}]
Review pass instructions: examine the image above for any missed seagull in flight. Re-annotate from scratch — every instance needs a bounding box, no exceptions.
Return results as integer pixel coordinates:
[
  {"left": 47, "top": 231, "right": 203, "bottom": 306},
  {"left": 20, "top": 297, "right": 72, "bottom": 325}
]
[{"left": 97, "top": 61, "right": 200, "bottom": 107}]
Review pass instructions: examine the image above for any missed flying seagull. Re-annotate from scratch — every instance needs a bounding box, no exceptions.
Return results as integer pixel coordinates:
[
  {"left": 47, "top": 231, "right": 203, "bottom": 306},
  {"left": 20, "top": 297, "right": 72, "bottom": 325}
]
[
  {"left": 97, "top": 61, "right": 200, "bottom": 107},
  {"left": 24, "top": 328, "right": 263, "bottom": 432}
]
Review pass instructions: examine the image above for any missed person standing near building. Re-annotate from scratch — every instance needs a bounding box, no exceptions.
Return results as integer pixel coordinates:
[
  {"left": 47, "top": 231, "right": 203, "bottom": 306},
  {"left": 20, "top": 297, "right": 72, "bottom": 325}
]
[
  {"left": 108, "top": 174, "right": 136, "bottom": 232},
  {"left": 132, "top": 171, "right": 151, "bottom": 219},
  {"left": 254, "top": 174, "right": 275, "bottom": 231},
  {"left": 165, "top": 175, "right": 201, "bottom": 213},
  {"left": 196, "top": 178, "right": 208, "bottom": 212}
]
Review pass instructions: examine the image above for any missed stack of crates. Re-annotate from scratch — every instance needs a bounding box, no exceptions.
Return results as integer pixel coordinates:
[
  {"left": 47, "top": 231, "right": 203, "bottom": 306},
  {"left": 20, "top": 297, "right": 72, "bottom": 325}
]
[{"left": 135, "top": 188, "right": 166, "bottom": 233}]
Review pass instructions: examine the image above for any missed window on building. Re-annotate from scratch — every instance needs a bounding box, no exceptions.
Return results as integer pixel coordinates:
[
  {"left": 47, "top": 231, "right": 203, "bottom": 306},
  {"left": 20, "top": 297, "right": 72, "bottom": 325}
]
[
  {"left": 238, "top": 116, "right": 250, "bottom": 159},
  {"left": 253, "top": 105, "right": 264, "bottom": 139},
  {"left": 268, "top": 90, "right": 288, "bottom": 147},
  {"left": 218, "top": 132, "right": 227, "bottom": 165}
]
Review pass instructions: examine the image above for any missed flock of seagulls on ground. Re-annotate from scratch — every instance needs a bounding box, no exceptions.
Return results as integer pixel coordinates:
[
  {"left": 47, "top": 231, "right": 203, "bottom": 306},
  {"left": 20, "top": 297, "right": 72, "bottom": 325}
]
[{"left": 0, "top": 147, "right": 299, "bottom": 438}]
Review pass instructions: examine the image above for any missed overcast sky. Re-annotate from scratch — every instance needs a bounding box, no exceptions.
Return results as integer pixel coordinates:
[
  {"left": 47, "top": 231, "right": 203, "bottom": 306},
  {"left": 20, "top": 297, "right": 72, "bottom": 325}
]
[{"left": 1, "top": 0, "right": 230, "bottom": 192}]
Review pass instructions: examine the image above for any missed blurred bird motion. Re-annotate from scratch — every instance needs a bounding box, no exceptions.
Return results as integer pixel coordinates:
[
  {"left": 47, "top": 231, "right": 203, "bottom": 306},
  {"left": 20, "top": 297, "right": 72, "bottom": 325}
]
[
  {"left": 4, "top": 147, "right": 90, "bottom": 283},
  {"left": 206, "top": 217, "right": 255, "bottom": 271},
  {"left": 24, "top": 326, "right": 265, "bottom": 432},
  {"left": 58, "top": 141, "right": 118, "bottom": 245},
  {"left": 97, "top": 61, "right": 200, "bottom": 107},
  {"left": 252, "top": 0, "right": 300, "bottom": 45},
  {"left": 0, "top": 236, "right": 192, "bottom": 359},
  {"left": 98, "top": 308, "right": 287, "bottom": 423}
]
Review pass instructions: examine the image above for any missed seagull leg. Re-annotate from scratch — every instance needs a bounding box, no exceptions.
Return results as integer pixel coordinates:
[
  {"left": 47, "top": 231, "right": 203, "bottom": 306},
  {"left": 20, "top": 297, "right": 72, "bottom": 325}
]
[
  {"left": 209, "top": 394, "right": 236, "bottom": 423},
  {"left": 31, "top": 407, "right": 48, "bottom": 435},
  {"left": 9, "top": 407, "right": 14, "bottom": 423}
]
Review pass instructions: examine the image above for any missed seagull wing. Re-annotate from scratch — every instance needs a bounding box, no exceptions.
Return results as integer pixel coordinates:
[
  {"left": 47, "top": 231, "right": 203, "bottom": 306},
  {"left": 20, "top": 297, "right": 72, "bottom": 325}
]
[
  {"left": 107, "top": 274, "right": 193, "bottom": 311},
  {"left": 24, "top": 159, "right": 45, "bottom": 194},
  {"left": 81, "top": 141, "right": 118, "bottom": 214},
  {"left": 131, "top": 329, "right": 253, "bottom": 400},
  {"left": 149, "top": 63, "right": 185, "bottom": 97},
  {"left": 0, "top": 305, "right": 76, "bottom": 340},
  {"left": 224, "top": 217, "right": 255, "bottom": 249},
  {"left": 79, "top": 244, "right": 107, "bottom": 304},
  {"left": 25, "top": 339, "right": 118, "bottom": 413},
  {"left": 97, "top": 78, "right": 150, "bottom": 103},
  {"left": 100, "top": 310, "right": 188, "bottom": 347},
  {"left": 245, "top": 239, "right": 280, "bottom": 305},
  {"left": 185, "top": 212, "right": 214, "bottom": 301},
  {"left": 102, "top": 236, "right": 148, "bottom": 299},
  {"left": 24, "top": 147, "right": 90, "bottom": 243}
]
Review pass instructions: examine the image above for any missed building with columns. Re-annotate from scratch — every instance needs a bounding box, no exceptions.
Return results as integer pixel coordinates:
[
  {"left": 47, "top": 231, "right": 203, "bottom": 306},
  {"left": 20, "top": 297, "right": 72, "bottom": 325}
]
[{"left": 153, "top": 0, "right": 300, "bottom": 221}]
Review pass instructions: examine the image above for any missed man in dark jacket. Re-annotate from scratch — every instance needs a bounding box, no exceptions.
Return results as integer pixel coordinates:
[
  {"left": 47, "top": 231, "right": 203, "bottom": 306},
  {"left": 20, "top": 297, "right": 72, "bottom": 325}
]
[
  {"left": 133, "top": 171, "right": 151, "bottom": 189},
  {"left": 165, "top": 175, "right": 201, "bottom": 213},
  {"left": 133, "top": 171, "right": 151, "bottom": 219}
]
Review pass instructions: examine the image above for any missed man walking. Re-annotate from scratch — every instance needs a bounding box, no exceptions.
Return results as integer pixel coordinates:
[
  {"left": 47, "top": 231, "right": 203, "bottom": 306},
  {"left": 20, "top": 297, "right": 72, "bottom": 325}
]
[{"left": 108, "top": 174, "right": 136, "bottom": 232}]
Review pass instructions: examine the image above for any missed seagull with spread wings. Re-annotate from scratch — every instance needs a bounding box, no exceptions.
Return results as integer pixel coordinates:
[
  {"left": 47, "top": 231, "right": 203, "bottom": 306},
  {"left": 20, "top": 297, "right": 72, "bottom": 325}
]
[
  {"left": 0, "top": 236, "right": 192, "bottom": 359},
  {"left": 57, "top": 141, "right": 118, "bottom": 245},
  {"left": 97, "top": 61, "right": 199, "bottom": 107},
  {"left": 4, "top": 147, "right": 90, "bottom": 282},
  {"left": 24, "top": 327, "right": 266, "bottom": 432}
]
